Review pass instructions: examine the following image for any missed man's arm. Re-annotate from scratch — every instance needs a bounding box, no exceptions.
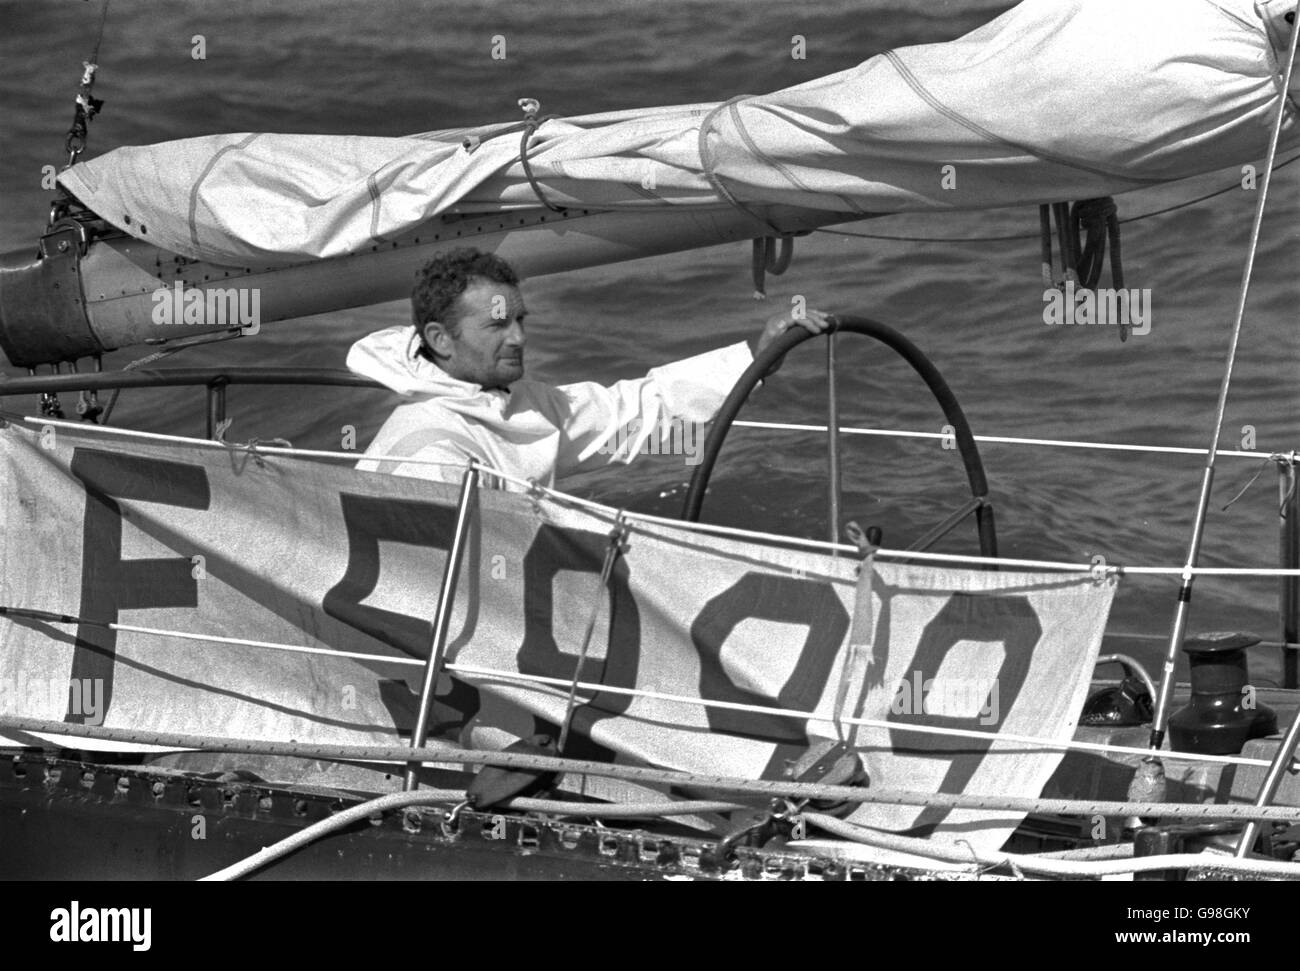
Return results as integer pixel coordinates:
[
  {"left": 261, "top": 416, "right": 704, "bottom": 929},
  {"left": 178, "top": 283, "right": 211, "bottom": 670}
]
[{"left": 552, "top": 307, "right": 832, "bottom": 477}]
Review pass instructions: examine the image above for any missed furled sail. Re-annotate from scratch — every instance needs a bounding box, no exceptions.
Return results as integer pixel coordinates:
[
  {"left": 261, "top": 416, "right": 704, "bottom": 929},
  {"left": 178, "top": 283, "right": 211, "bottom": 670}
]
[{"left": 57, "top": 0, "right": 1300, "bottom": 267}]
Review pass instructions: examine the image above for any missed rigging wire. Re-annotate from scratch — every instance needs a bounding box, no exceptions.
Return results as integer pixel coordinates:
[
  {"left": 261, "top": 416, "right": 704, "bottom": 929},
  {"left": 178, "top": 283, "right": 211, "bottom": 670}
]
[
  {"left": 816, "top": 153, "right": 1300, "bottom": 244},
  {"left": 1147, "top": 3, "right": 1300, "bottom": 755},
  {"left": 63, "top": 0, "right": 112, "bottom": 167}
]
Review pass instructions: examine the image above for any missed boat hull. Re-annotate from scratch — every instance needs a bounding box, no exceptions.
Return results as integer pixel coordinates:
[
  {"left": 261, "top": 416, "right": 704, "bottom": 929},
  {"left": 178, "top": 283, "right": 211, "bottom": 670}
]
[{"left": 0, "top": 754, "right": 898, "bottom": 881}]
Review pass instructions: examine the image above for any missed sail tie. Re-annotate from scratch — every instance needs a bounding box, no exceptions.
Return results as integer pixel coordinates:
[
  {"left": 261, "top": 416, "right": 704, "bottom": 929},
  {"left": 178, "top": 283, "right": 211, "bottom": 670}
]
[{"left": 516, "top": 98, "right": 568, "bottom": 214}]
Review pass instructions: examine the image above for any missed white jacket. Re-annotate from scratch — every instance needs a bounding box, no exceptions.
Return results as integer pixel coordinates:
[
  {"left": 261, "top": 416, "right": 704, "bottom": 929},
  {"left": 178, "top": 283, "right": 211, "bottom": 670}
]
[{"left": 345, "top": 325, "right": 753, "bottom": 488}]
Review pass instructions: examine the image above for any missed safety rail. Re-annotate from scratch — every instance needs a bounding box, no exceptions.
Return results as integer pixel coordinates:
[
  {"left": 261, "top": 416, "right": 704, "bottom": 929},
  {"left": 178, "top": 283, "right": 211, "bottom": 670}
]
[{"left": 0, "top": 366, "right": 381, "bottom": 439}]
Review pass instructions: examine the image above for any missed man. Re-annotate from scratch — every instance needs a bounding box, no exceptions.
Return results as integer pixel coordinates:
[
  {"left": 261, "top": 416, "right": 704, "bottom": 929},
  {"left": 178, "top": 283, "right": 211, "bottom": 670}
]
[{"left": 346, "top": 248, "right": 830, "bottom": 487}]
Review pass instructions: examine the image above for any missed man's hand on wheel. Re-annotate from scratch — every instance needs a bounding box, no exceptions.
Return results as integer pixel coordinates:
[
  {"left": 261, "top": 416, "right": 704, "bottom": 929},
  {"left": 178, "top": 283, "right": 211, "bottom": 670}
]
[{"left": 750, "top": 308, "right": 834, "bottom": 372}]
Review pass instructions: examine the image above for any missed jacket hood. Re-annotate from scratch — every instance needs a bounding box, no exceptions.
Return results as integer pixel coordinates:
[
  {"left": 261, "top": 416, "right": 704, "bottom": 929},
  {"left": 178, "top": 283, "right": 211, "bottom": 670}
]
[{"left": 346, "top": 324, "right": 491, "bottom": 397}]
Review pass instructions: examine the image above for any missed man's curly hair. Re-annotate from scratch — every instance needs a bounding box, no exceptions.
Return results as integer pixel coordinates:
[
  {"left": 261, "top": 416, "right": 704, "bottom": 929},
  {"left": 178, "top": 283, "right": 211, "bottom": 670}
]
[{"left": 411, "top": 248, "right": 520, "bottom": 338}]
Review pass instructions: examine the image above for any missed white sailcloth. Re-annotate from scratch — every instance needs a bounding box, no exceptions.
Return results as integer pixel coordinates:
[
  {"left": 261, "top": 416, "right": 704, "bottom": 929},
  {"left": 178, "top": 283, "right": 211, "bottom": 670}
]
[
  {"left": 58, "top": 0, "right": 1300, "bottom": 266},
  {"left": 0, "top": 417, "right": 1117, "bottom": 850}
]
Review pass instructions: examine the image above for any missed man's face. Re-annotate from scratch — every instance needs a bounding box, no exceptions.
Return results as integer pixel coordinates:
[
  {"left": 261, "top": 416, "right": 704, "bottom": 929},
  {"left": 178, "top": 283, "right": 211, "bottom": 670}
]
[{"left": 425, "top": 278, "right": 528, "bottom": 389}]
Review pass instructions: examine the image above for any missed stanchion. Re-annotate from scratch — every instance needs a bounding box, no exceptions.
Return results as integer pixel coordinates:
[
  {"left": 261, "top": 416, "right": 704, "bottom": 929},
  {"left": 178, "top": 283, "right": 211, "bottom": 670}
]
[
  {"left": 826, "top": 329, "right": 841, "bottom": 547},
  {"left": 1234, "top": 708, "right": 1300, "bottom": 858},
  {"left": 1279, "top": 455, "right": 1299, "bottom": 689},
  {"left": 404, "top": 462, "right": 479, "bottom": 790}
]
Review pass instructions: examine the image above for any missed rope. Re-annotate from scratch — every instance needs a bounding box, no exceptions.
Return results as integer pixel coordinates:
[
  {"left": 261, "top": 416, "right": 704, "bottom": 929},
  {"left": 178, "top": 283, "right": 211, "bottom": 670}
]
[
  {"left": 197, "top": 790, "right": 748, "bottom": 881},
  {"left": 100, "top": 328, "right": 244, "bottom": 425},
  {"left": 800, "top": 812, "right": 1300, "bottom": 879},
  {"left": 199, "top": 789, "right": 461, "bottom": 881},
  {"left": 1069, "top": 198, "right": 1118, "bottom": 289},
  {"left": 1095, "top": 653, "right": 1158, "bottom": 703},
  {"left": 198, "top": 791, "right": 1298, "bottom": 882},
  {"left": 1079, "top": 198, "right": 1126, "bottom": 339},
  {"left": 1037, "top": 197, "right": 1127, "bottom": 339},
  {"left": 218, "top": 432, "right": 295, "bottom": 472},
  {"left": 516, "top": 99, "right": 567, "bottom": 214},
  {"left": 697, "top": 95, "right": 783, "bottom": 237},
  {"left": 4, "top": 715, "right": 1298, "bottom": 821},
  {"left": 751, "top": 236, "right": 795, "bottom": 298},
  {"left": 557, "top": 516, "right": 627, "bottom": 753},
  {"left": 1222, "top": 455, "right": 1274, "bottom": 512},
  {"left": 1033, "top": 842, "right": 1133, "bottom": 861}
]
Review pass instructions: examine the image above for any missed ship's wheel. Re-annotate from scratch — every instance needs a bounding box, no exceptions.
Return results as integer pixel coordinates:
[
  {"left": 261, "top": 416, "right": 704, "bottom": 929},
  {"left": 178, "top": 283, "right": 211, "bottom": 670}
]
[{"left": 681, "top": 314, "right": 997, "bottom": 558}]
